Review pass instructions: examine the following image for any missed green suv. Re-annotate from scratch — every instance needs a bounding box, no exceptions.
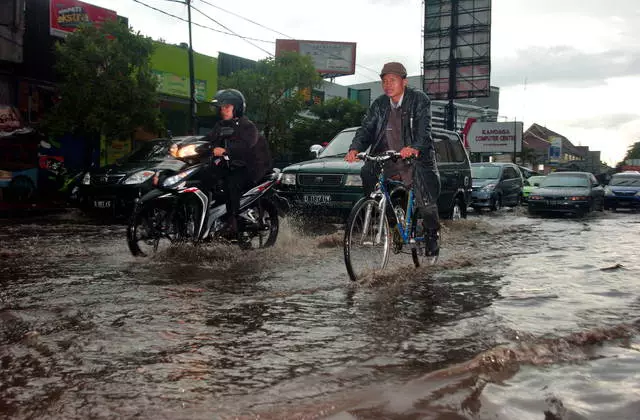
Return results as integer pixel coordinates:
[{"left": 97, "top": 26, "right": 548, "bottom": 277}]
[{"left": 276, "top": 127, "right": 472, "bottom": 221}]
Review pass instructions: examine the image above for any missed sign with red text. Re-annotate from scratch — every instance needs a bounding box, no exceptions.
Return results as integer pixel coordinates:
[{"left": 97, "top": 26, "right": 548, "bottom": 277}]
[
  {"left": 467, "top": 121, "right": 523, "bottom": 153},
  {"left": 49, "top": 0, "right": 117, "bottom": 38}
]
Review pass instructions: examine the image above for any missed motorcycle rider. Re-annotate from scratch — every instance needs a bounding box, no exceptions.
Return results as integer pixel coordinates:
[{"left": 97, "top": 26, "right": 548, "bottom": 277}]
[
  {"left": 206, "top": 89, "right": 268, "bottom": 238},
  {"left": 344, "top": 62, "right": 441, "bottom": 255}
]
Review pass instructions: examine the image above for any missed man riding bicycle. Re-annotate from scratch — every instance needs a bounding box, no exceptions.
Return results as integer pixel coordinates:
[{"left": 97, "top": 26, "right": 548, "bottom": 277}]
[{"left": 344, "top": 62, "right": 441, "bottom": 255}]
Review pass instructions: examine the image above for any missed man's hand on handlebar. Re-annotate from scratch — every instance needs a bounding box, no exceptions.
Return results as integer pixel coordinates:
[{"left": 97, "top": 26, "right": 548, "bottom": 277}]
[
  {"left": 345, "top": 149, "right": 359, "bottom": 163},
  {"left": 399, "top": 147, "right": 419, "bottom": 160},
  {"left": 213, "top": 147, "right": 227, "bottom": 157}
]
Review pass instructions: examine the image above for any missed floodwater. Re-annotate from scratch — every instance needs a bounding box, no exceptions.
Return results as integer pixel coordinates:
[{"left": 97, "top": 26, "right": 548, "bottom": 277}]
[{"left": 0, "top": 208, "right": 639, "bottom": 419}]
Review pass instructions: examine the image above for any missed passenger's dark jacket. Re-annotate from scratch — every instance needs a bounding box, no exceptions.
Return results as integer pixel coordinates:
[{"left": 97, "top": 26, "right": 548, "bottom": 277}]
[
  {"left": 207, "top": 116, "right": 272, "bottom": 184},
  {"left": 349, "top": 86, "right": 437, "bottom": 170}
]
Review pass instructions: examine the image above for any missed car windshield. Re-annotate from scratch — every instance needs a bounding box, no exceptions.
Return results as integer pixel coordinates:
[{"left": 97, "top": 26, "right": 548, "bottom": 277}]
[
  {"left": 319, "top": 130, "right": 357, "bottom": 158},
  {"left": 609, "top": 175, "right": 640, "bottom": 186},
  {"left": 124, "top": 140, "right": 172, "bottom": 162},
  {"left": 540, "top": 175, "right": 589, "bottom": 188},
  {"left": 524, "top": 176, "right": 546, "bottom": 186},
  {"left": 471, "top": 166, "right": 501, "bottom": 179}
]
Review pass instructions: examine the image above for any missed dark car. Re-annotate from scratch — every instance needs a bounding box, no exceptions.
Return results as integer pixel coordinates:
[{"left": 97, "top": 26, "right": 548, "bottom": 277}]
[
  {"left": 527, "top": 171, "right": 605, "bottom": 216},
  {"left": 75, "top": 136, "right": 203, "bottom": 218},
  {"left": 276, "top": 126, "right": 472, "bottom": 221},
  {"left": 604, "top": 172, "right": 640, "bottom": 211},
  {"left": 470, "top": 162, "right": 523, "bottom": 211}
]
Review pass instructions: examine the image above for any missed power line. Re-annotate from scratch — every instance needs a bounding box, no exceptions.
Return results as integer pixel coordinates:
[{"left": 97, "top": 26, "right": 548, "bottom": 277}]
[
  {"left": 197, "top": 0, "right": 292, "bottom": 39},
  {"left": 199, "top": 1, "right": 380, "bottom": 81},
  {"left": 190, "top": 4, "right": 273, "bottom": 56},
  {"left": 131, "top": 0, "right": 274, "bottom": 44}
]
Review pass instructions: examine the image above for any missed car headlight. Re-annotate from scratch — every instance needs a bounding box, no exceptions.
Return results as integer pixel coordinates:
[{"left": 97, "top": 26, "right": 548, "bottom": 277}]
[
  {"left": 569, "top": 196, "right": 588, "bottom": 201},
  {"left": 636, "top": 191, "right": 640, "bottom": 196},
  {"left": 481, "top": 183, "right": 496, "bottom": 191},
  {"left": 82, "top": 172, "right": 91, "bottom": 185},
  {"left": 528, "top": 195, "right": 544, "bottom": 200},
  {"left": 344, "top": 174, "right": 362, "bottom": 187},
  {"left": 281, "top": 173, "right": 296, "bottom": 185},
  {"left": 162, "top": 167, "right": 199, "bottom": 188},
  {"left": 604, "top": 187, "right": 613, "bottom": 196},
  {"left": 123, "top": 170, "right": 156, "bottom": 185}
]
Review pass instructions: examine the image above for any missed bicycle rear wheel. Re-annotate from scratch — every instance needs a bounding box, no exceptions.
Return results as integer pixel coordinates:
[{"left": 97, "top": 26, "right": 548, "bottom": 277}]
[{"left": 344, "top": 198, "right": 392, "bottom": 281}]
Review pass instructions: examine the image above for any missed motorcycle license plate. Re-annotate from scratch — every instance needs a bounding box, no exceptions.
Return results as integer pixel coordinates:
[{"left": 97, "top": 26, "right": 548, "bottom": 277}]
[
  {"left": 93, "top": 200, "right": 112, "bottom": 209},
  {"left": 303, "top": 194, "right": 331, "bottom": 204}
]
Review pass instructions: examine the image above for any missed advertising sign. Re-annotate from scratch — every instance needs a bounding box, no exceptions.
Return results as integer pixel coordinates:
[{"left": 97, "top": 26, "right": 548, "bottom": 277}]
[
  {"left": 466, "top": 121, "right": 523, "bottom": 153},
  {"left": 423, "top": 0, "right": 492, "bottom": 100},
  {"left": 275, "top": 39, "right": 356, "bottom": 77},
  {"left": 548, "top": 137, "right": 563, "bottom": 162},
  {"left": 153, "top": 70, "right": 207, "bottom": 102},
  {"left": 49, "top": 0, "right": 117, "bottom": 38},
  {"left": 0, "top": 105, "right": 23, "bottom": 132}
]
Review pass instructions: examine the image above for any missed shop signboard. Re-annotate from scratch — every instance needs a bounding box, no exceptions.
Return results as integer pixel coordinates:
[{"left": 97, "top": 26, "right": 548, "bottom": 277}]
[
  {"left": 49, "top": 0, "right": 117, "bottom": 38},
  {"left": 153, "top": 70, "right": 207, "bottom": 102},
  {"left": 548, "top": 137, "right": 563, "bottom": 162},
  {"left": 466, "top": 121, "right": 523, "bottom": 153}
]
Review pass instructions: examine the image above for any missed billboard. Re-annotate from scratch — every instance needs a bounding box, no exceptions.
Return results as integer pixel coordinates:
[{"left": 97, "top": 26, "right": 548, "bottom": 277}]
[
  {"left": 423, "top": 0, "right": 491, "bottom": 100},
  {"left": 49, "top": 0, "right": 117, "bottom": 38},
  {"left": 275, "top": 39, "right": 356, "bottom": 77},
  {"left": 467, "top": 121, "right": 523, "bottom": 153},
  {"left": 548, "top": 137, "right": 563, "bottom": 162},
  {"left": 152, "top": 70, "right": 207, "bottom": 102}
]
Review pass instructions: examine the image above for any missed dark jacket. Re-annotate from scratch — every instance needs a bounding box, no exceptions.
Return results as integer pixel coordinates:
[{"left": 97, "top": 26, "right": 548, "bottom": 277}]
[
  {"left": 207, "top": 116, "right": 272, "bottom": 184},
  {"left": 349, "top": 86, "right": 437, "bottom": 170}
]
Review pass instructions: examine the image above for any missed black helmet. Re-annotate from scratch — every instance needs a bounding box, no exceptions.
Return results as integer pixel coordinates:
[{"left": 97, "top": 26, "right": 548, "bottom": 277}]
[{"left": 211, "top": 89, "right": 246, "bottom": 118}]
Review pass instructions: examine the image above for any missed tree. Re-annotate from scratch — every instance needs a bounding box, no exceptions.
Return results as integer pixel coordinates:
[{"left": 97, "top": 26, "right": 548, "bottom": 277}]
[
  {"left": 45, "top": 20, "right": 162, "bottom": 166},
  {"left": 623, "top": 141, "right": 640, "bottom": 162},
  {"left": 289, "top": 97, "right": 366, "bottom": 162},
  {"left": 219, "top": 52, "right": 322, "bottom": 157}
]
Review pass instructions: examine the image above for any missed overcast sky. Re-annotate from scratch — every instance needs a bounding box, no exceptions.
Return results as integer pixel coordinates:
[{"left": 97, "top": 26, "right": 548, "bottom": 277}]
[{"left": 87, "top": 0, "right": 640, "bottom": 165}]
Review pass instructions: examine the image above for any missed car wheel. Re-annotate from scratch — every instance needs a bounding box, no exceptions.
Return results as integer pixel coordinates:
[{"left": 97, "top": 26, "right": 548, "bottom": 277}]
[
  {"left": 490, "top": 195, "right": 502, "bottom": 211},
  {"left": 6, "top": 176, "right": 36, "bottom": 203}
]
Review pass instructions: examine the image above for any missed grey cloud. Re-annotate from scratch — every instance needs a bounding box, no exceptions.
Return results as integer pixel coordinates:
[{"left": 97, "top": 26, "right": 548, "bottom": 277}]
[
  {"left": 493, "top": 45, "right": 640, "bottom": 88},
  {"left": 564, "top": 114, "right": 640, "bottom": 130}
]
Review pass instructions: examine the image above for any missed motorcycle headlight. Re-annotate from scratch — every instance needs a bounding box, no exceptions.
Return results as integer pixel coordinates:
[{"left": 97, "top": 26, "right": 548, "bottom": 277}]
[
  {"left": 345, "top": 174, "right": 362, "bottom": 187},
  {"left": 123, "top": 170, "right": 156, "bottom": 185},
  {"left": 481, "top": 183, "right": 496, "bottom": 191},
  {"left": 82, "top": 172, "right": 91, "bottom": 185},
  {"left": 162, "top": 167, "right": 199, "bottom": 188},
  {"left": 281, "top": 173, "right": 296, "bottom": 185}
]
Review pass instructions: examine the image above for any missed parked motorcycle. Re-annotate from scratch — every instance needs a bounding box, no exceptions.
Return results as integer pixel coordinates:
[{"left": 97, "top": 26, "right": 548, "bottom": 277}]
[{"left": 126, "top": 138, "right": 288, "bottom": 257}]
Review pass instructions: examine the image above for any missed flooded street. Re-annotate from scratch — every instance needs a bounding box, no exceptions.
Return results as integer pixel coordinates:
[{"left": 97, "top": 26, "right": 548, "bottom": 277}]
[{"left": 1, "top": 208, "right": 639, "bottom": 419}]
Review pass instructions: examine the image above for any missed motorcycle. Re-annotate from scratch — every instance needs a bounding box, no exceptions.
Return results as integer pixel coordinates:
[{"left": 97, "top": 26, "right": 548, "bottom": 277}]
[{"left": 126, "top": 137, "right": 289, "bottom": 257}]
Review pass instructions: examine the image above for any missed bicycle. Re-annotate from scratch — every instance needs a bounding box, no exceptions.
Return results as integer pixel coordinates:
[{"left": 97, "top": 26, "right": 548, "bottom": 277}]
[{"left": 343, "top": 151, "right": 438, "bottom": 281}]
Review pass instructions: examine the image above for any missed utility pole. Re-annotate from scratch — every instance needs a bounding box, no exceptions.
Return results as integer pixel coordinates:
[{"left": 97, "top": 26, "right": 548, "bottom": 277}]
[
  {"left": 186, "top": 0, "right": 197, "bottom": 134},
  {"left": 446, "top": 0, "right": 459, "bottom": 131}
]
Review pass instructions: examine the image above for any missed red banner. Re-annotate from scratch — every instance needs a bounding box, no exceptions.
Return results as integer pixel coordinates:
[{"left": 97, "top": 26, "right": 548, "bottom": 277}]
[{"left": 49, "top": 0, "right": 117, "bottom": 38}]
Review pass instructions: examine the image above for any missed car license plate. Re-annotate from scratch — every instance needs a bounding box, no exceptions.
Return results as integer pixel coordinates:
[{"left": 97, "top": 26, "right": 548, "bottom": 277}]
[
  {"left": 94, "top": 200, "right": 112, "bottom": 209},
  {"left": 303, "top": 194, "right": 331, "bottom": 204}
]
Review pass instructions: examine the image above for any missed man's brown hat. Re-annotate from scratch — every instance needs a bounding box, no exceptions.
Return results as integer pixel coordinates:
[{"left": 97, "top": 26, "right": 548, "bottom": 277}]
[{"left": 380, "top": 62, "right": 407, "bottom": 78}]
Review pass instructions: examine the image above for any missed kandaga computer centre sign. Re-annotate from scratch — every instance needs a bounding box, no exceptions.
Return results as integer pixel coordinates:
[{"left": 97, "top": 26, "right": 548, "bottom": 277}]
[
  {"left": 466, "top": 121, "right": 523, "bottom": 153},
  {"left": 49, "top": 0, "right": 117, "bottom": 38}
]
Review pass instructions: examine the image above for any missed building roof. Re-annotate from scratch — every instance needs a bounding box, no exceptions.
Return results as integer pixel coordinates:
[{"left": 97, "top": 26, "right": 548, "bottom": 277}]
[{"left": 525, "top": 123, "right": 566, "bottom": 141}]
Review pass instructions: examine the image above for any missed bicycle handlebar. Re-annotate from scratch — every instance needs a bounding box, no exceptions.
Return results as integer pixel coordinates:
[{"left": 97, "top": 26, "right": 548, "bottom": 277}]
[{"left": 356, "top": 150, "right": 412, "bottom": 163}]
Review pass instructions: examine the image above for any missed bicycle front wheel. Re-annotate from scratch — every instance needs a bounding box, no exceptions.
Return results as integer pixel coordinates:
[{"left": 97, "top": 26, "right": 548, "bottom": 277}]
[{"left": 344, "top": 198, "right": 392, "bottom": 281}]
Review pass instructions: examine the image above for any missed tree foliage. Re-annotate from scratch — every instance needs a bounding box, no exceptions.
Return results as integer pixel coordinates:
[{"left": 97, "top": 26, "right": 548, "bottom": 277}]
[
  {"left": 46, "top": 20, "right": 162, "bottom": 143},
  {"left": 289, "top": 97, "right": 367, "bottom": 162},
  {"left": 219, "top": 52, "right": 322, "bottom": 156},
  {"left": 623, "top": 141, "right": 640, "bottom": 161}
]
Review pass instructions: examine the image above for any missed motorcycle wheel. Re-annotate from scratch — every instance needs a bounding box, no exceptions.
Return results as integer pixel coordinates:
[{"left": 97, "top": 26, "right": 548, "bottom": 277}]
[
  {"left": 240, "top": 199, "right": 279, "bottom": 249},
  {"left": 127, "top": 203, "right": 179, "bottom": 257}
]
